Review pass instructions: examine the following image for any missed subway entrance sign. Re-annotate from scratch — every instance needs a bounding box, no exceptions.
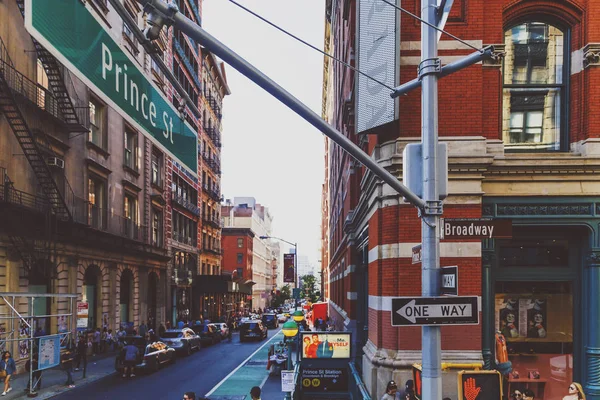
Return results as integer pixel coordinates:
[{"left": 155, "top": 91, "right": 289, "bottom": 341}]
[{"left": 24, "top": 0, "right": 198, "bottom": 175}]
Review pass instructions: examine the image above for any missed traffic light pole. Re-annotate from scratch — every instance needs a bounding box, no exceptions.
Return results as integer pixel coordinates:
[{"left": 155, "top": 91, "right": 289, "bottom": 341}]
[{"left": 420, "top": 0, "right": 442, "bottom": 399}]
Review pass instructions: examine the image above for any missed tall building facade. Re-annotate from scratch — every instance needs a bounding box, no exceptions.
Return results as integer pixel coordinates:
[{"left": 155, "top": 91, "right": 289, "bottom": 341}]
[
  {"left": 322, "top": 0, "right": 600, "bottom": 399},
  {"left": 0, "top": 0, "right": 228, "bottom": 356},
  {"left": 222, "top": 198, "right": 275, "bottom": 311}
]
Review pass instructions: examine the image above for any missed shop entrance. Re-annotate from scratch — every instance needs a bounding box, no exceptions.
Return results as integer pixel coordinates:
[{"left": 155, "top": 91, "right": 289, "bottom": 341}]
[{"left": 493, "top": 227, "right": 583, "bottom": 400}]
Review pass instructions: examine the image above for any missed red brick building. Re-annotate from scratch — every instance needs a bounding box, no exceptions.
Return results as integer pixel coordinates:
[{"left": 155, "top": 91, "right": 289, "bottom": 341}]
[{"left": 322, "top": 0, "right": 600, "bottom": 399}]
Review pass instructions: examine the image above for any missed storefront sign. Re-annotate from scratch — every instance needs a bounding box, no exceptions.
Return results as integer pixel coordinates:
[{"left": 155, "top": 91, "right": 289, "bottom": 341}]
[
  {"left": 76, "top": 302, "right": 88, "bottom": 329},
  {"left": 281, "top": 370, "right": 295, "bottom": 392},
  {"left": 301, "top": 332, "right": 350, "bottom": 359},
  {"left": 38, "top": 335, "right": 61, "bottom": 370},
  {"left": 441, "top": 219, "right": 512, "bottom": 239},
  {"left": 457, "top": 370, "right": 502, "bottom": 400},
  {"left": 441, "top": 266, "right": 458, "bottom": 296},
  {"left": 284, "top": 254, "right": 295, "bottom": 283},
  {"left": 25, "top": 0, "right": 198, "bottom": 174},
  {"left": 301, "top": 367, "right": 348, "bottom": 392},
  {"left": 391, "top": 296, "right": 479, "bottom": 326},
  {"left": 412, "top": 245, "right": 422, "bottom": 264}
]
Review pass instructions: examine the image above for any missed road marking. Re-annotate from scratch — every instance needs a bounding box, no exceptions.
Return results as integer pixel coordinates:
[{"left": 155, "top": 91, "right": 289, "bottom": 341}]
[{"left": 205, "top": 330, "right": 282, "bottom": 396}]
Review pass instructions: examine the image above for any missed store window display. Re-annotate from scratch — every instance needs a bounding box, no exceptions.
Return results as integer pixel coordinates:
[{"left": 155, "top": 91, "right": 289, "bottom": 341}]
[{"left": 495, "top": 282, "right": 573, "bottom": 400}]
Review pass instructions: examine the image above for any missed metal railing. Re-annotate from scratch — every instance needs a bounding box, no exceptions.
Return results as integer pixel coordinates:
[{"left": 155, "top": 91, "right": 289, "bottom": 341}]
[
  {"left": 202, "top": 212, "right": 222, "bottom": 228},
  {"left": 203, "top": 125, "right": 222, "bottom": 148},
  {"left": 172, "top": 231, "right": 196, "bottom": 247},
  {"left": 171, "top": 192, "right": 200, "bottom": 216},
  {"left": 349, "top": 362, "right": 371, "bottom": 400},
  {"left": 202, "top": 183, "right": 221, "bottom": 201},
  {"left": 0, "top": 168, "right": 50, "bottom": 213}
]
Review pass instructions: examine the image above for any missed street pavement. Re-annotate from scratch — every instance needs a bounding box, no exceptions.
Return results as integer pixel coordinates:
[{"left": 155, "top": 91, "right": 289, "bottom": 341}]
[{"left": 49, "top": 328, "right": 283, "bottom": 400}]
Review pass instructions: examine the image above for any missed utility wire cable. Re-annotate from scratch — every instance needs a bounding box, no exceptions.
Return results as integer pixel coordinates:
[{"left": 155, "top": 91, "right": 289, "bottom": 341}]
[
  {"left": 227, "top": 0, "right": 396, "bottom": 92},
  {"left": 378, "top": 0, "right": 480, "bottom": 52}
]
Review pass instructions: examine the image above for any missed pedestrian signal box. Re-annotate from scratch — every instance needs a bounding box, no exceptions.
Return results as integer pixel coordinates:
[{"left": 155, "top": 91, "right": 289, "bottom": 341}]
[
  {"left": 412, "top": 364, "right": 422, "bottom": 400},
  {"left": 457, "top": 370, "right": 502, "bottom": 400}
]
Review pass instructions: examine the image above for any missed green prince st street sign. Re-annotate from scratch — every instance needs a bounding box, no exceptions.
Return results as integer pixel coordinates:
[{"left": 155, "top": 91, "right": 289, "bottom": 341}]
[{"left": 25, "top": 0, "right": 198, "bottom": 175}]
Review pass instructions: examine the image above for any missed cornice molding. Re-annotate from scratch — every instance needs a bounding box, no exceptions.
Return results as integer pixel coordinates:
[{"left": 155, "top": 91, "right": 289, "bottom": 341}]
[{"left": 584, "top": 43, "right": 600, "bottom": 69}]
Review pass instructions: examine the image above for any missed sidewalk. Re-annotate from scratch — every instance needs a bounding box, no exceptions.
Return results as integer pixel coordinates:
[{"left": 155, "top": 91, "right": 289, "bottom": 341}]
[{"left": 6, "top": 352, "right": 116, "bottom": 400}]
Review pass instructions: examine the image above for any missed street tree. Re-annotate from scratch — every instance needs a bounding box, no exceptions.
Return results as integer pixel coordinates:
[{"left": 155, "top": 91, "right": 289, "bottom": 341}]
[{"left": 300, "top": 274, "right": 319, "bottom": 302}]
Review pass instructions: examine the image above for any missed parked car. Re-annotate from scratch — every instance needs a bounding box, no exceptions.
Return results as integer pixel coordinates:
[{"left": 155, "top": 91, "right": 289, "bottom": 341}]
[
  {"left": 239, "top": 320, "right": 268, "bottom": 342},
  {"left": 277, "top": 313, "right": 288, "bottom": 323},
  {"left": 215, "top": 323, "right": 230, "bottom": 339},
  {"left": 160, "top": 328, "right": 201, "bottom": 356},
  {"left": 191, "top": 323, "right": 222, "bottom": 346},
  {"left": 262, "top": 313, "right": 279, "bottom": 329},
  {"left": 115, "top": 337, "right": 176, "bottom": 374}
]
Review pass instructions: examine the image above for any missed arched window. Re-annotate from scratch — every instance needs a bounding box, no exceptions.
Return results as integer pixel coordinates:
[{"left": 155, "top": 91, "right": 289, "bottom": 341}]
[{"left": 503, "top": 22, "right": 567, "bottom": 151}]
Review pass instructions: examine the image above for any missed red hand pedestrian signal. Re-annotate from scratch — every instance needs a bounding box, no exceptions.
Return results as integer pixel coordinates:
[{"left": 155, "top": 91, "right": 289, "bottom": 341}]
[
  {"left": 463, "top": 377, "right": 482, "bottom": 400},
  {"left": 415, "top": 371, "right": 422, "bottom": 395}
]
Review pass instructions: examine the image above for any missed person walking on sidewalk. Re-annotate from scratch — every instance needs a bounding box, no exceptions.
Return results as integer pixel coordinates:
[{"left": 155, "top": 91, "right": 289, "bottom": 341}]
[
  {"left": 183, "top": 392, "right": 196, "bottom": 400},
  {"left": 92, "top": 328, "right": 101, "bottom": 356},
  {"left": 74, "top": 334, "right": 88, "bottom": 372},
  {"left": 25, "top": 353, "right": 41, "bottom": 392},
  {"left": 123, "top": 342, "right": 139, "bottom": 378},
  {"left": 250, "top": 386, "right": 261, "bottom": 400},
  {"left": 0, "top": 351, "right": 16, "bottom": 396},
  {"left": 138, "top": 321, "right": 148, "bottom": 339},
  {"left": 61, "top": 347, "right": 75, "bottom": 388}
]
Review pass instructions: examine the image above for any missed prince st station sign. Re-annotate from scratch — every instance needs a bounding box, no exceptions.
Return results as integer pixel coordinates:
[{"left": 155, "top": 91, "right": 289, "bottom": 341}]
[{"left": 25, "top": 0, "right": 198, "bottom": 175}]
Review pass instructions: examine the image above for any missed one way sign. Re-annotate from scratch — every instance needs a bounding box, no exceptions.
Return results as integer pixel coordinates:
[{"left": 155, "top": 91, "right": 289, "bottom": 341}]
[{"left": 391, "top": 296, "right": 479, "bottom": 326}]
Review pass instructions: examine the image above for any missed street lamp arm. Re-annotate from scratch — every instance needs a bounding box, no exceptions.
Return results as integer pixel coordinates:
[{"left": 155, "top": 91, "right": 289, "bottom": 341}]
[{"left": 261, "top": 236, "right": 297, "bottom": 248}]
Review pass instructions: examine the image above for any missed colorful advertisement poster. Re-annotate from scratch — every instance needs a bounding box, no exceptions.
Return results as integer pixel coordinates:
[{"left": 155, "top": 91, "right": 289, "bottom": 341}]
[
  {"left": 283, "top": 254, "right": 295, "bottom": 283},
  {"left": 301, "top": 333, "right": 350, "bottom": 359},
  {"left": 18, "top": 320, "right": 30, "bottom": 359},
  {"left": 57, "top": 316, "right": 68, "bottom": 334},
  {"left": 520, "top": 298, "right": 547, "bottom": 338},
  {"left": 38, "top": 335, "right": 61, "bottom": 370},
  {"left": 76, "top": 302, "right": 89, "bottom": 329},
  {"left": 496, "top": 297, "right": 519, "bottom": 339}
]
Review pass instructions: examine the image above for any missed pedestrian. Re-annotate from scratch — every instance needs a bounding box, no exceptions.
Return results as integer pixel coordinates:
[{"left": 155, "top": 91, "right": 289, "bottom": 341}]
[
  {"left": 92, "top": 328, "right": 101, "bottom": 356},
  {"left": 177, "top": 320, "right": 184, "bottom": 329},
  {"left": 138, "top": 321, "right": 147, "bottom": 338},
  {"left": 563, "top": 382, "right": 586, "bottom": 400},
  {"left": 0, "top": 351, "right": 16, "bottom": 396},
  {"left": 148, "top": 329, "right": 158, "bottom": 343},
  {"left": 61, "top": 347, "right": 75, "bottom": 388},
  {"left": 250, "top": 386, "right": 261, "bottom": 400},
  {"left": 166, "top": 321, "right": 172, "bottom": 330},
  {"left": 106, "top": 329, "right": 114, "bottom": 352},
  {"left": 183, "top": 392, "right": 196, "bottom": 400},
  {"left": 227, "top": 319, "right": 233, "bottom": 342},
  {"left": 401, "top": 380, "right": 417, "bottom": 400},
  {"left": 158, "top": 323, "right": 166, "bottom": 338},
  {"left": 381, "top": 381, "right": 398, "bottom": 400},
  {"left": 523, "top": 389, "right": 535, "bottom": 400},
  {"left": 25, "top": 353, "right": 41, "bottom": 392},
  {"left": 74, "top": 334, "right": 87, "bottom": 371},
  {"left": 122, "top": 340, "right": 139, "bottom": 378},
  {"left": 101, "top": 327, "right": 108, "bottom": 353}
]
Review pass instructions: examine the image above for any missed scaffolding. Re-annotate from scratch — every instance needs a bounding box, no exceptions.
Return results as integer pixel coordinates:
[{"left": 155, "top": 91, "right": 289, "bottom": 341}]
[{"left": 0, "top": 293, "right": 77, "bottom": 397}]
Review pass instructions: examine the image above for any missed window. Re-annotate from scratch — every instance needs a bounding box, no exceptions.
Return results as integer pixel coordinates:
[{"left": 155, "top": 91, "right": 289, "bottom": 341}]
[
  {"left": 172, "top": 210, "right": 197, "bottom": 246},
  {"left": 124, "top": 129, "right": 138, "bottom": 171},
  {"left": 124, "top": 193, "right": 138, "bottom": 239},
  {"left": 88, "top": 176, "right": 105, "bottom": 230},
  {"left": 152, "top": 208, "right": 163, "bottom": 247},
  {"left": 503, "top": 22, "right": 566, "bottom": 151},
  {"left": 237, "top": 253, "right": 243, "bottom": 264},
  {"left": 151, "top": 150, "right": 163, "bottom": 187},
  {"left": 88, "top": 97, "right": 106, "bottom": 149},
  {"left": 237, "top": 238, "right": 243, "bottom": 248}
]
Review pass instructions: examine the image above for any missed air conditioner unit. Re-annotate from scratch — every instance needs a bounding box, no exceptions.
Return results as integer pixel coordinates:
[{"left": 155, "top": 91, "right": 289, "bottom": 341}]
[{"left": 47, "top": 157, "right": 65, "bottom": 169}]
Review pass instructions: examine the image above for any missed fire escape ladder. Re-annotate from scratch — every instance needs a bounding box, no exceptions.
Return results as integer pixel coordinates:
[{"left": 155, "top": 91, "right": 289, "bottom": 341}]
[
  {"left": 0, "top": 62, "right": 72, "bottom": 221},
  {"left": 15, "top": 0, "right": 89, "bottom": 133}
]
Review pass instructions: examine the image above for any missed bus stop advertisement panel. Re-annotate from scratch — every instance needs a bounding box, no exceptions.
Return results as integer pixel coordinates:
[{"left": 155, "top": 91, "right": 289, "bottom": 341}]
[{"left": 299, "top": 332, "right": 351, "bottom": 398}]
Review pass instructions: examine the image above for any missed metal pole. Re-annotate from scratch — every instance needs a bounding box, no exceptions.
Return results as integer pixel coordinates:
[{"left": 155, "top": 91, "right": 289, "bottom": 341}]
[
  {"left": 285, "top": 337, "right": 293, "bottom": 400},
  {"left": 134, "top": 0, "right": 425, "bottom": 211},
  {"left": 421, "top": 0, "right": 442, "bottom": 399},
  {"left": 295, "top": 243, "right": 298, "bottom": 309}
]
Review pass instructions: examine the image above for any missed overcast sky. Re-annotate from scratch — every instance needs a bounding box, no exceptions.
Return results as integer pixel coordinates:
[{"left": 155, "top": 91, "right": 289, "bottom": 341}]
[{"left": 202, "top": 1, "right": 326, "bottom": 269}]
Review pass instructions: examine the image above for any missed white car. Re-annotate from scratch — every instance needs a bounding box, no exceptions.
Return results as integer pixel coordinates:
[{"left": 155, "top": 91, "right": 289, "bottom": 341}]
[{"left": 277, "top": 313, "right": 287, "bottom": 323}]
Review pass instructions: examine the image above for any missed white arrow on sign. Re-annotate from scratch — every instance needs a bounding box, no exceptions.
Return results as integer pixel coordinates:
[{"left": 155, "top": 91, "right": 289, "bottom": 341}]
[{"left": 397, "top": 299, "right": 473, "bottom": 323}]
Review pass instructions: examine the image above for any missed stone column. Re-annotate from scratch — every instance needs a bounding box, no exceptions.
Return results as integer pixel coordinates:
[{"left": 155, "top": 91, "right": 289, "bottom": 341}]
[{"left": 585, "top": 250, "right": 600, "bottom": 397}]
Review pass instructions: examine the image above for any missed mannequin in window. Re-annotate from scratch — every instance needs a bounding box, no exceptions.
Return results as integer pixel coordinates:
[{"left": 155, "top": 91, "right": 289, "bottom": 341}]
[
  {"left": 527, "top": 300, "right": 547, "bottom": 338},
  {"left": 500, "top": 299, "right": 519, "bottom": 338}
]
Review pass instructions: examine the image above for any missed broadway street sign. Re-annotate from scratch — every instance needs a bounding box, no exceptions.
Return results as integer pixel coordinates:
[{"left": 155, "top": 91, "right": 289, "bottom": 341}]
[
  {"left": 25, "top": 0, "right": 198, "bottom": 175},
  {"left": 441, "top": 219, "right": 512, "bottom": 240},
  {"left": 391, "top": 296, "right": 479, "bottom": 326}
]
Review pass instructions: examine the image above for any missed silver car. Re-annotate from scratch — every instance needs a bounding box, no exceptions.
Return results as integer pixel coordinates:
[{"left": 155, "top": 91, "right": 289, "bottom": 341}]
[
  {"left": 160, "top": 328, "right": 201, "bottom": 356},
  {"left": 215, "top": 322, "right": 230, "bottom": 339}
]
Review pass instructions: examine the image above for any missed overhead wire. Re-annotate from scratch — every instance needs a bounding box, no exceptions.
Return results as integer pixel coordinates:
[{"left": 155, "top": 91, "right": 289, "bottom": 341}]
[{"left": 227, "top": 0, "right": 396, "bottom": 92}]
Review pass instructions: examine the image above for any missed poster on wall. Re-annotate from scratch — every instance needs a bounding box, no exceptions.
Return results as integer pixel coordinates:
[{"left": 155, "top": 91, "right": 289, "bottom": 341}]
[
  {"left": 301, "top": 333, "right": 351, "bottom": 359},
  {"left": 18, "top": 320, "right": 30, "bottom": 359},
  {"left": 58, "top": 316, "right": 68, "bottom": 334},
  {"left": 283, "top": 254, "right": 295, "bottom": 283},
  {"left": 76, "top": 302, "right": 89, "bottom": 329},
  {"left": 496, "top": 298, "right": 520, "bottom": 339},
  {"left": 520, "top": 298, "right": 547, "bottom": 338},
  {"left": 102, "top": 313, "right": 109, "bottom": 329},
  {"left": 38, "top": 335, "right": 61, "bottom": 370}
]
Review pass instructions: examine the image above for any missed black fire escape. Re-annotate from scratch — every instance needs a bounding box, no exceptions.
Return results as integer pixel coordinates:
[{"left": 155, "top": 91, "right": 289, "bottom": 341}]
[{"left": 0, "top": 2, "right": 89, "bottom": 277}]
